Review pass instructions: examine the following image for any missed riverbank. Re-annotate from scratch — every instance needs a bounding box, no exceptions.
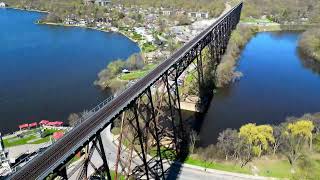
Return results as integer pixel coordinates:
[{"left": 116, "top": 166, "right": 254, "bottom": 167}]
[
  {"left": 6, "top": 7, "right": 48, "bottom": 13},
  {"left": 37, "top": 21, "right": 142, "bottom": 51},
  {"left": 5, "top": 7, "right": 143, "bottom": 53},
  {"left": 241, "top": 23, "right": 320, "bottom": 32},
  {"left": 192, "top": 112, "right": 320, "bottom": 179},
  {"left": 215, "top": 22, "right": 320, "bottom": 87},
  {"left": 299, "top": 28, "right": 320, "bottom": 63}
]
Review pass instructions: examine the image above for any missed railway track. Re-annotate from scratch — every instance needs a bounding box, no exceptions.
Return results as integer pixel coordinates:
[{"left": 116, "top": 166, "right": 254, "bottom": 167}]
[{"left": 10, "top": 3, "right": 242, "bottom": 179}]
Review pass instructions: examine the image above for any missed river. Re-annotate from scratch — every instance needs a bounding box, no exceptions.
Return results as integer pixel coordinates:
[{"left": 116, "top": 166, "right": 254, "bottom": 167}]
[
  {"left": 199, "top": 32, "right": 320, "bottom": 146},
  {"left": 0, "top": 8, "right": 140, "bottom": 134}
]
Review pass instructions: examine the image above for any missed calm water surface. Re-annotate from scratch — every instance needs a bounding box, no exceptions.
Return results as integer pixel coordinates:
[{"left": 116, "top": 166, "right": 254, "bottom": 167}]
[
  {"left": 0, "top": 9, "right": 139, "bottom": 133},
  {"left": 199, "top": 32, "right": 320, "bottom": 146}
]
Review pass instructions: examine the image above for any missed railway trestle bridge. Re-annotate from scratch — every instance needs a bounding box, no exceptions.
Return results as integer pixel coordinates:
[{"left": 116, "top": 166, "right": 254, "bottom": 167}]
[{"left": 10, "top": 3, "right": 242, "bottom": 180}]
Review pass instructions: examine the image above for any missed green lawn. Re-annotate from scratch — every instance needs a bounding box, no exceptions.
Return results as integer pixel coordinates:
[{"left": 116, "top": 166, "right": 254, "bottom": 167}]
[
  {"left": 120, "top": 71, "right": 148, "bottom": 80},
  {"left": 241, "top": 18, "right": 274, "bottom": 23},
  {"left": 142, "top": 42, "right": 157, "bottom": 52},
  {"left": 3, "top": 128, "right": 62, "bottom": 147},
  {"left": 254, "top": 159, "right": 292, "bottom": 178},
  {"left": 119, "top": 63, "right": 157, "bottom": 81},
  {"left": 132, "top": 32, "right": 143, "bottom": 41},
  {"left": 109, "top": 170, "right": 126, "bottom": 180},
  {"left": 185, "top": 155, "right": 320, "bottom": 179},
  {"left": 184, "top": 156, "right": 251, "bottom": 174},
  {"left": 149, "top": 147, "right": 177, "bottom": 161}
]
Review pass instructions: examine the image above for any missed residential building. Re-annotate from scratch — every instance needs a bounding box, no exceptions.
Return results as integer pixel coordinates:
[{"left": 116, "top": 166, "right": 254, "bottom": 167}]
[
  {"left": 0, "top": 2, "right": 6, "bottom": 8},
  {"left": 162, "top": 10, "right": 172, "bottom": 16},
  {"left": 188, "top": 12, "right": 209, "bottom": 19},
  {"left": 84, "top": 0, "right": 111, "bottom": 6}
]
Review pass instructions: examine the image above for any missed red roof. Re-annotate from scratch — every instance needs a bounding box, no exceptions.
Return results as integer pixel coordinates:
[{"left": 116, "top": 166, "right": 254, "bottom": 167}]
[
  {"left": 39, "top": 120, "right": 49, "bottom": 125},
  {"left": 29, "top": 122, "right": 37, "bottom": 128},
  {"left": 52, "top": 132, "right": 64, "bottom": 140},
  {"left": 19, "top": 124, "right": 29, "bottom": 129},
  {"left": 47, "top": 121, "right": 63, "bottom": 126},
  {"left": 54, "top": 121, "right": 63, "bottom": 126}
]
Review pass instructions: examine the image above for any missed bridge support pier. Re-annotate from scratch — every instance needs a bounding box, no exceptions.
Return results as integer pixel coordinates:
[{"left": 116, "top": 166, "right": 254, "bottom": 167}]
[{"left": 10, "top": 3, "right": 243, "bottom": 180}]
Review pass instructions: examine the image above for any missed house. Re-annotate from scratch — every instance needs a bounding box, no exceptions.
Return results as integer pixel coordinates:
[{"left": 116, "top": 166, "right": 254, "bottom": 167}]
[
  {"left": 95, "top": 0, "right": 111, "bottom": 6},
  {"left": 188, "top": 12, "right": 209, "bottom": 19},
  {"left": 0, "top": 2, "right": 6, "bottom": 8},
  {"left": 162, "top": 10, "right": 172, "bottom": 16},
  {"left": 64, "top": 18, "right": 77, "bottom": 25},
  {"left": 78, "top": 19, "right": 87, "bottom": 26},
  {"left": 84, "top": 0, "right": 111, "bottom": 6}
]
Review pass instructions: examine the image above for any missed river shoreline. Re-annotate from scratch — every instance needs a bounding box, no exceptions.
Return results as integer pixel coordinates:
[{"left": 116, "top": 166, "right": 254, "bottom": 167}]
[
  {"left": 36, "top": 22, "right": 143, "bottom": 52},
  {"left": 4, "top": 7, "right": 142, "bottom": 52},
  {"left": 217, "top": 22, "right": 320, "bottom": 87},
  {"left": 6, "top": 7, "right": 48, "bottom": 13}
]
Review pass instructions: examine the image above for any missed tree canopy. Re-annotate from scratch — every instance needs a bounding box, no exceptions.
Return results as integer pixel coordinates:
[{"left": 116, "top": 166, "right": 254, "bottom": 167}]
[{"left": 239, "top": 123, "right": 275, "bottom": 157}]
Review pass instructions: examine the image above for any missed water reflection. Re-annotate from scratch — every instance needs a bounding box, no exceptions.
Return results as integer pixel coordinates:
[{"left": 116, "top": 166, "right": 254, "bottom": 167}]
[
  {"left": 197, "top": 32, "right": 320, "bottom": 147},
  {"left": 297, "top": 49, "right": 320, "bottom": 75}
]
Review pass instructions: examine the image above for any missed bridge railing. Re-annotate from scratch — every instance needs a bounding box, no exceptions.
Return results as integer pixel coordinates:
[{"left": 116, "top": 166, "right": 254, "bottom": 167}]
[
  {"left": 9, "top": 2, "right": 243, "bottom": 179},
  {"left": 73, "top": 81, "right": 137, "bottom": 127}
]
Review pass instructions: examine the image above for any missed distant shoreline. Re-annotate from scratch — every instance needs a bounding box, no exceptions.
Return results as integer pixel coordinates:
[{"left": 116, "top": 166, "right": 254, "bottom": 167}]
[
  {"left": 5, "top": 6, "right": 142, "bottom": 51},
  {"left": 37, "top": 21, "right": 142, "bottom": 51},
  {"left": 6, "top": 6, "right": 48, "bottom": 13},
  {"left": 4, "top": 6, "right": 141, "bottom": 49}
]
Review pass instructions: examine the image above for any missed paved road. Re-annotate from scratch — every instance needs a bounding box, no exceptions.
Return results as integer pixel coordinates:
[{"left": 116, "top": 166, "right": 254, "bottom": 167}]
[
  {"left": 66, "top": 125, "right": 267, "bottom": 180},
  {"left": 11, "top": 3, "right": 243, "bottom": 179}
]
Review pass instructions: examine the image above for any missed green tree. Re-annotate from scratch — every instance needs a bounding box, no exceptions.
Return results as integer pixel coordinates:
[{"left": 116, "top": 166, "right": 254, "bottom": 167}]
[
  {"left": 282, "top": 120, "right": 314, "bottom": 166},
  {"left": 107, "top": 60, "right": 126, "bottom": 75},
  {"left": 239, "top": 123, "right": 275, "bottom": 157},
  {"left": 287, "top": 120, "right": 314, "bottom": 150},
  {"left": 292, "top": 155, "right": 320, "bottom": 180},
  {"left": 126, "top": 53, "right": 144, "bottom": 70}
]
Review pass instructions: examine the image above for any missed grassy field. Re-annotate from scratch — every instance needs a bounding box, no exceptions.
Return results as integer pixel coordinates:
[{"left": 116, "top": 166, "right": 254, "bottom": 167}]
[
  {"left": 184, "top": 154, "right": 320, "bottom": 178},
  {"left": 119, "top": 63, "right": 157, "bottom": 81},
  {"left": 184, "top": 156, "right": 251, "bottom": 174},
  {"left": 142, "top": 42, "right": 157, "bottom": 52},
  {"left": 3, "top": 128, "right": 62, "bottom": 147},
  {"left": 241, "top": 18, "right": 274, "bottom": 23},
  {"left": 109, "top": 170, "right": 126, "bottom": 180},
  {"left": 253, "top": 158, "right": 292, "bottom": 178},
  {"left": 149, "top": 147, "right": 177, "bottom": 161}
]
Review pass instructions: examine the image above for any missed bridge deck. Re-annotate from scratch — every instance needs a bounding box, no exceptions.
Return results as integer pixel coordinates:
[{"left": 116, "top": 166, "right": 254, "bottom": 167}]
[{"left": 10, "top": 3, "right": 242, "bottom": 179}]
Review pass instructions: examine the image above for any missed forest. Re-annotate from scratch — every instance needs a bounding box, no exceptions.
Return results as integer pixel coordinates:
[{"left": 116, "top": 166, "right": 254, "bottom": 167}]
[
  {"left": 240, "top": 0, "right": 320, "bottom": 23},
  {"left": 3, "top": 0, "right": 320, "bottom": 24}
]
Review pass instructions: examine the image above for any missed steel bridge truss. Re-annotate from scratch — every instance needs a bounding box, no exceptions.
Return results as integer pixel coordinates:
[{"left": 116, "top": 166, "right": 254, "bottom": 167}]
[{"left": 10, "top": 3, "right": 242, "bottom": 180}]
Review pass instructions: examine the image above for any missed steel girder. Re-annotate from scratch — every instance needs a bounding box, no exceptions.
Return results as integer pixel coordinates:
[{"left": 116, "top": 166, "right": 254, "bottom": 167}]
[{"left": 21, "top": 3, "right": 243, "bottom": 180}]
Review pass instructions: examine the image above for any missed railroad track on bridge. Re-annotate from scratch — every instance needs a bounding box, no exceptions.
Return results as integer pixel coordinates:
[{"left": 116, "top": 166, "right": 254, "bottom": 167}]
[{"left": 10, "top": 2, "right": 242, "bottom": 179}]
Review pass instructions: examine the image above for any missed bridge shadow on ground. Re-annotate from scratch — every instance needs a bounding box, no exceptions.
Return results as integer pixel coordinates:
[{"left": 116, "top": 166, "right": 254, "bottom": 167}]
[
  {"left": 165, "top": 81, "right": 218, "bottom": 179},
  {"left": 164, "top": 141, "right": 190, "bottom": 180}
]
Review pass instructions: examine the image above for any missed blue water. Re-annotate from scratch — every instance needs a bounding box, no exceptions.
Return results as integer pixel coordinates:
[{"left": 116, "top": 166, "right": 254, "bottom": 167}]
[
  {"left": 0, "top": 9, "right": 140, "bottom": 133},
  {"left": 200, "top": 32, "right": 320, "bottom": 146}
]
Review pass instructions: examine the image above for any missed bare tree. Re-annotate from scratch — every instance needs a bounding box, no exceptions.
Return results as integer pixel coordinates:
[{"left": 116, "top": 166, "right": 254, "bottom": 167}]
[
  {"left": 272, "top": 124, "right": 285, "bottom": 155},
  {"left": 236, "top": 137, "right": 253, "bottom": 168},
  {"left": 217, "top": 129, "right": 238, "bottom": 160},
  {"left": 189, "top": 130, "right": 199, "bottom": 154},
  {"left": 68, "top": 113, "right": 80, "bottom": 127}
]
